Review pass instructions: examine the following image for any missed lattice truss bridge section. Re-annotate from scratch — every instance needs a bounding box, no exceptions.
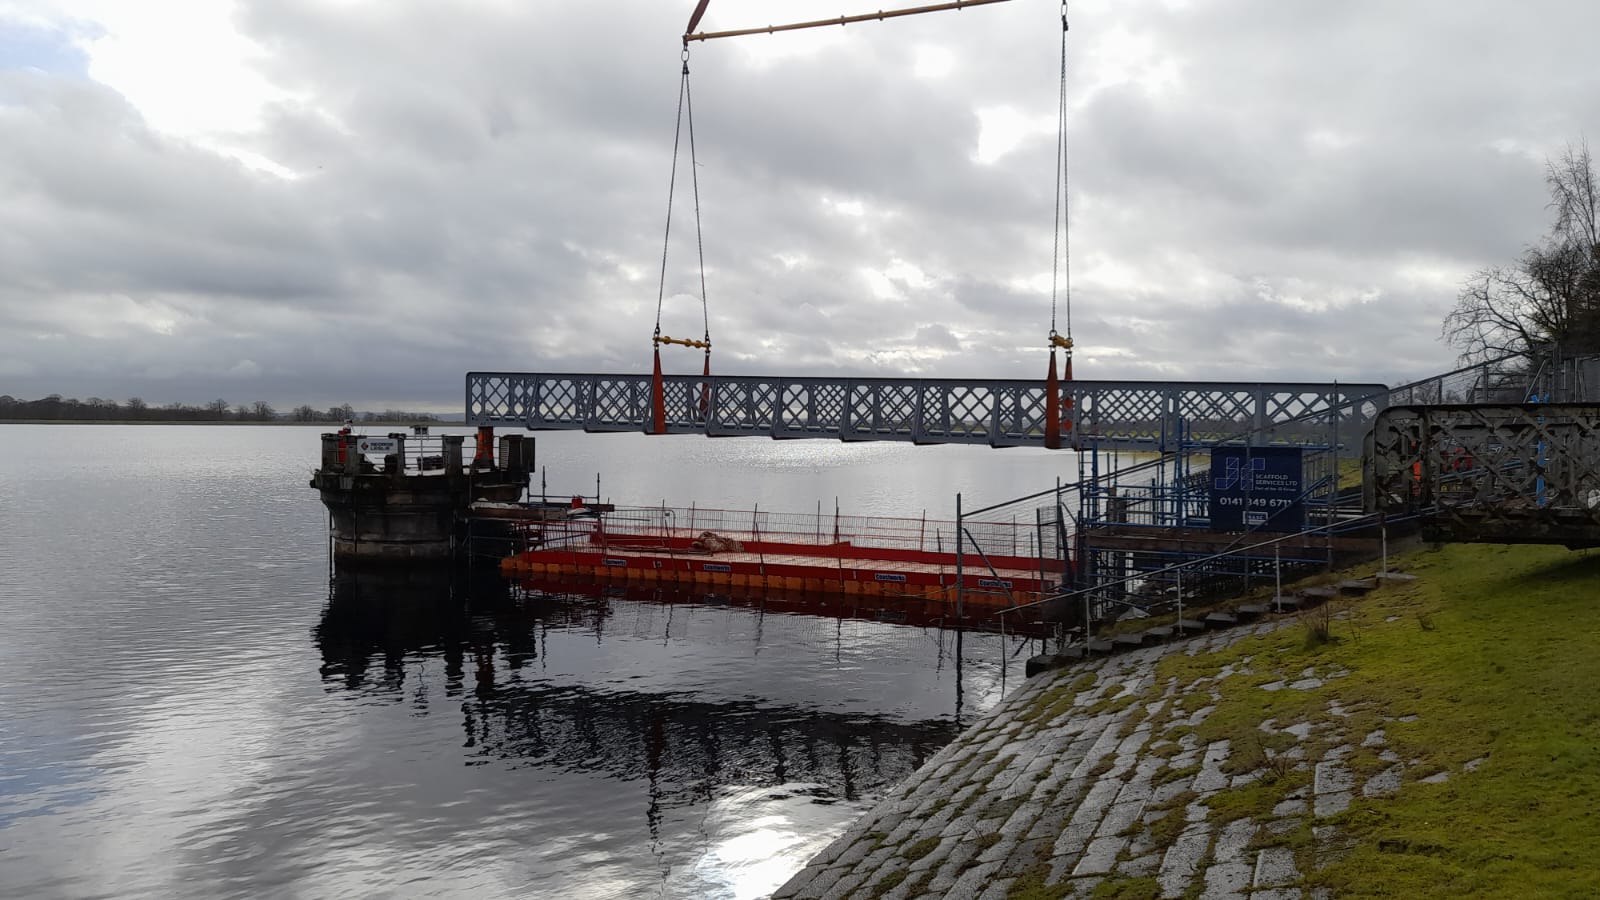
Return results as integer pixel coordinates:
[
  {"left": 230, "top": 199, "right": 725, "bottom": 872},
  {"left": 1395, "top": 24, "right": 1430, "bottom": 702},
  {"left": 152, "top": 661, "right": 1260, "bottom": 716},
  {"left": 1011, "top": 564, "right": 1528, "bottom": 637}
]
[{"left": 464, "top": 372, "right": 1385, "bottom": 451}]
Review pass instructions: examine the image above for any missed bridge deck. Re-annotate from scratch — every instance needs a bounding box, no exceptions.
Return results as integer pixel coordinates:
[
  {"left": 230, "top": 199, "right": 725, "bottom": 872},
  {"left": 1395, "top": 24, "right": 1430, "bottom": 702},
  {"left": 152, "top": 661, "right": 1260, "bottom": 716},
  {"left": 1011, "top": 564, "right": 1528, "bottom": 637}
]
[{"left": 466, "top": 371, "right": 1387, "bottom": 452}]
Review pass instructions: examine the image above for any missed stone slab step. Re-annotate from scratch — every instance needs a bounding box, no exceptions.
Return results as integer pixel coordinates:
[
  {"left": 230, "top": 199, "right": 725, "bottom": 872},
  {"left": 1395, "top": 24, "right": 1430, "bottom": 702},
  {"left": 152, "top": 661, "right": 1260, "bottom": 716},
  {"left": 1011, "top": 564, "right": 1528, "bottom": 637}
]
[
  {"left": 1375, "top": 571, "right": 1418, "bottom": 583},
  {"left": 1270, "top": 594, "right": 1303, "bottom": 611},
  {"left": 1299, "top": 586, "right": 1338, "bottom": 604},
  {"left": 1113, "top": 632, "right": 1148, "bottom": 648},
  {"left": 1337, "top": 578, "right": 1377, "bottom": 594},
  {"left": 1175, "top": 618, "right": 1207, "bottom": 635},
  {"left": 1143, "top": 624, "right": 1175, "bottom": 640},
  {"left": 1026, "top": 653, "right": 1070, "bottom": 677},
  {"left": 1203, "top": 611, "right": 1239, "bottom": 628},
  {"left": 1236, "top": 603, "right": 1270, "bottom": 617}
]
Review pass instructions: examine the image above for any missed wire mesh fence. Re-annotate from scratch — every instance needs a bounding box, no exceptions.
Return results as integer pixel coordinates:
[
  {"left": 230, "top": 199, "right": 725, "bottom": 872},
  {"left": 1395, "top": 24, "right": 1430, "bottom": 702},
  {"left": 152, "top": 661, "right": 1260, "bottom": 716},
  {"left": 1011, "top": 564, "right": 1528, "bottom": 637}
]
[{"left": 518, "top": 504, "right": 1046, "bottom": 559}]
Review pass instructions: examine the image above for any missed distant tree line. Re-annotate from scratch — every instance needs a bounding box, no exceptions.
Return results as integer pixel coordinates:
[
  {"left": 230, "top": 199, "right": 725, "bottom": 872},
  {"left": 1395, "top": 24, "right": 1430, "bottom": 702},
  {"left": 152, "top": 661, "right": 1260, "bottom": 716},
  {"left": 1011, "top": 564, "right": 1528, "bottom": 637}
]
[
  {"left": 304, "top": 406, "right": 445, "bottom": 424},
  {"left": 0, "top": 395, "right": 440, "bottom": 424}
]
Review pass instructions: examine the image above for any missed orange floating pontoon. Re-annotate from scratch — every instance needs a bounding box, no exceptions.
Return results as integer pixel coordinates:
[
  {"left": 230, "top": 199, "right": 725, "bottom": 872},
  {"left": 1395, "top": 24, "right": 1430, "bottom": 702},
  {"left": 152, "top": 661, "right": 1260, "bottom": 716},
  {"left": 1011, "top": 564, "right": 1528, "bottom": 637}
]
[{"left": 500, "top": 505, "right": 1070, "bottom": 615}]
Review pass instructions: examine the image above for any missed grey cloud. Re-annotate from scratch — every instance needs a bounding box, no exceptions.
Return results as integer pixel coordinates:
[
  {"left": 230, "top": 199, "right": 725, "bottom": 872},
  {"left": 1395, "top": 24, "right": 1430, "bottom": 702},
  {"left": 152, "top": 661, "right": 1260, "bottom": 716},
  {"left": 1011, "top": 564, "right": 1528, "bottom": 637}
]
[{"left": 2, "top": 0, "right": 1598, "bottom": 411}]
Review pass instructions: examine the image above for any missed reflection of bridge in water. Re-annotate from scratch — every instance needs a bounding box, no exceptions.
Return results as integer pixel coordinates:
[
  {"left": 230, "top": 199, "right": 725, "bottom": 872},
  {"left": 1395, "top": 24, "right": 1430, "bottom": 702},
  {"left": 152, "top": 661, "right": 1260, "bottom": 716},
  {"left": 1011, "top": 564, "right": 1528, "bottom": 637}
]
[
  {"left": 461, "top": 669, "right": 953, "bottom": 819},
  {"left": 315, "top": 568, "right": 1003, "bottom": 829}
]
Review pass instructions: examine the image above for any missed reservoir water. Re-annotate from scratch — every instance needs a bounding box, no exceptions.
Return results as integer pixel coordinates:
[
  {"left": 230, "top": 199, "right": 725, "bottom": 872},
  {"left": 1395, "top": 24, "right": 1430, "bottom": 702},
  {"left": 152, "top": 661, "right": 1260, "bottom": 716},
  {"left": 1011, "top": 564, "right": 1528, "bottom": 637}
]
[{"left": 0, "top": 425, "right": 1075, "bottom": 899}]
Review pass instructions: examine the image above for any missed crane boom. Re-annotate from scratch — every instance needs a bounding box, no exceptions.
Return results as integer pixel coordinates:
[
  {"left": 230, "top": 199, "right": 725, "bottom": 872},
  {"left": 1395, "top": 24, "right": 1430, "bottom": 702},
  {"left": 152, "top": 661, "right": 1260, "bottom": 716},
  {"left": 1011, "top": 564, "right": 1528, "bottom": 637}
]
[
  {"left": 683, "top": 0, "right": 1013, "bottom": 45},
  {"left": 686, "top": 0, "right": 712, "bottom": 36}
]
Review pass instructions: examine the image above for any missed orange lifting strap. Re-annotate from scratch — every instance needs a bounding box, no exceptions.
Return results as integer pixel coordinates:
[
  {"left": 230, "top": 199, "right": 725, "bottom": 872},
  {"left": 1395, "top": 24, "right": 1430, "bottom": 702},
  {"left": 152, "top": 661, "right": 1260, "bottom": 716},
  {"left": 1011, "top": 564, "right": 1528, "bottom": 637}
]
[{"left": 1045, "top": 334, "right": 1073, "bottom": 450}]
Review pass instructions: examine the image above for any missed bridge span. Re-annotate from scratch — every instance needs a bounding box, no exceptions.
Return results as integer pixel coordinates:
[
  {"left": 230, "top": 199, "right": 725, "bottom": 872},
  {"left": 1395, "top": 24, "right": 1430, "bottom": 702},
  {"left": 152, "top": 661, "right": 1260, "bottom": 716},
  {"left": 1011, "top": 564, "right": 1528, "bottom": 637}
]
[{"left": 466, "top": 372, "right": 1388, "bottom": 452}]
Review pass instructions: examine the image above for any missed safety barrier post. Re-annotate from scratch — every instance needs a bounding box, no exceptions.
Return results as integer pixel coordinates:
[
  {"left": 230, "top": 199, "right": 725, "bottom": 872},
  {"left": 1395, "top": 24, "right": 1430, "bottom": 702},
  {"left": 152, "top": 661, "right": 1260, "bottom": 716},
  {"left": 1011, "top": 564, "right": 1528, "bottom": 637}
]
[{"left": 954, "top": 493, "right": 963, "bottom": 620}]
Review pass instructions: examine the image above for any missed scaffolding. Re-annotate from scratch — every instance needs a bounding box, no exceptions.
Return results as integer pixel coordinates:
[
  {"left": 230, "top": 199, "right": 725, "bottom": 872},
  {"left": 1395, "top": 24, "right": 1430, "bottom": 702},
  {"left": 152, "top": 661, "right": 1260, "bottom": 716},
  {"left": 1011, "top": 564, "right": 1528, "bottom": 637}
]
[{"left": 959, "top": 355, "right": 1548, "bottom": 635}]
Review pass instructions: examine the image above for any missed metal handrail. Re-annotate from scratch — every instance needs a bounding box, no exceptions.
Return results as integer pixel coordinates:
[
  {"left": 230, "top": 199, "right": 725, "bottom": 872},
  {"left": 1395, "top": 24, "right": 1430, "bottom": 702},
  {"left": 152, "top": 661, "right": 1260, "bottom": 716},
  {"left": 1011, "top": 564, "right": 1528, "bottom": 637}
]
[{"left": 989, "top": 508, "right": 1419, "bottom": 619}]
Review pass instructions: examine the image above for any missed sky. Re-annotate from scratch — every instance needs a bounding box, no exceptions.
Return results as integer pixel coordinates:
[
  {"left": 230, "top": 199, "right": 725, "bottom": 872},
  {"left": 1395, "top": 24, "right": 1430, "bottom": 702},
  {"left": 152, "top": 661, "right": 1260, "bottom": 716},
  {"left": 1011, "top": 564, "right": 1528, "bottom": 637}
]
[{"left": 1, "top": 0, "right": 1598, "bottom": 412}]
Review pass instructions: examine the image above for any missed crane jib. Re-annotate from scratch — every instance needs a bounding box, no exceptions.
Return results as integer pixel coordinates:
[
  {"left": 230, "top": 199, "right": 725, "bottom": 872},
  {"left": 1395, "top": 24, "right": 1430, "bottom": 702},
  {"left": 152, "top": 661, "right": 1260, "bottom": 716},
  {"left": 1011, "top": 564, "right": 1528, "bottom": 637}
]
[
  {"left": 682, "top": 0, "right": 1015, "bottom": 44},
  {"left": 685, "top": 0, "right": 711, "bottom": 37}
]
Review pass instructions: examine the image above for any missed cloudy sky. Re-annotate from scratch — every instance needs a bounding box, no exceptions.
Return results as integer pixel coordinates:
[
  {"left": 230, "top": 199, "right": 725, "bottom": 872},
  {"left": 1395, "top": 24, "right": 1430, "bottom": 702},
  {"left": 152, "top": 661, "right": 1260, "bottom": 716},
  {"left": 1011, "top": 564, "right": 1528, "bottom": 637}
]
[{"left": 2, "top": 0, "right": 1597, "bottom": 411}]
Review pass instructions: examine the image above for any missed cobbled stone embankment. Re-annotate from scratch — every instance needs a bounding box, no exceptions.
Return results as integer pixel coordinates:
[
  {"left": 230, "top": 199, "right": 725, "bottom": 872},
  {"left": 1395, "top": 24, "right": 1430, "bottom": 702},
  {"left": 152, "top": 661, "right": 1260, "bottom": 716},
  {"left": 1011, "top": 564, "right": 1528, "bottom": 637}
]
[{"left": 775, "top": 607, "right": 1464, "bottom": 900}]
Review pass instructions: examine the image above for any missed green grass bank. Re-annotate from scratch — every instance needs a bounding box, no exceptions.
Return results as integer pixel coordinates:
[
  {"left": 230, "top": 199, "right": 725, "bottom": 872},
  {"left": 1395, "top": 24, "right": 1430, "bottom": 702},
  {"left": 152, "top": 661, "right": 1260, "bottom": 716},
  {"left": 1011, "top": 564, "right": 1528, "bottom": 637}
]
[
  {"left": 1290, "top": 543, "right": 1600, "bottom": 897},
  {"left": 1046, "top": 541, "right": 1600, "bottom": 899}
]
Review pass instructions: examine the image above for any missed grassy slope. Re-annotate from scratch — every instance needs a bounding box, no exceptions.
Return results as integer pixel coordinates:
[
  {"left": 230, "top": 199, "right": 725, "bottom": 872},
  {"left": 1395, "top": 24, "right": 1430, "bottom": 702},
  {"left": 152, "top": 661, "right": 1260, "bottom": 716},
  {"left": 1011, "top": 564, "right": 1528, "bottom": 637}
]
[
  {"left": 1313, "top": 543, "right": 1600, "bottom": 897},
  {"left": 1020, "top": 542, "right": 1600, "bottom": 899}
]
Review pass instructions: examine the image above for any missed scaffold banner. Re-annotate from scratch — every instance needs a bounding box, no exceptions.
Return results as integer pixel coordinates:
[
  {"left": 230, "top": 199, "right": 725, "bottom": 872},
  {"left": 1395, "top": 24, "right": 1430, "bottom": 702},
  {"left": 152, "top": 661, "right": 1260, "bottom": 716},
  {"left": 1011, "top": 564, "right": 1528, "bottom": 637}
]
[{"left": 1209, "top": 446, "right": 1304, "bottom": 533}]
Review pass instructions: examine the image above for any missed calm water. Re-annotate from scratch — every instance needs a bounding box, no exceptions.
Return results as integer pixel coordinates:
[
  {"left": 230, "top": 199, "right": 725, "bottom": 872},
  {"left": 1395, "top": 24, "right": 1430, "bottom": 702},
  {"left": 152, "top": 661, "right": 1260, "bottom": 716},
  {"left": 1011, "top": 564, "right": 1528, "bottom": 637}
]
[{"left": 0, "top": 425, "right": 1074, "bottom": 899}]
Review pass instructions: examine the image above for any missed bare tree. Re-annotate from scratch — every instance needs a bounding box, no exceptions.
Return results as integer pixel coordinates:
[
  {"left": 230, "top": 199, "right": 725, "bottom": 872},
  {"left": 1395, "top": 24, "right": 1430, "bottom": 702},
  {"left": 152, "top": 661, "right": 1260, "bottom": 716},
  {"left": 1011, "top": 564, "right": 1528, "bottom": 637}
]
[{"left": 1444, "top": 141, "right": 1600, "bottom": 363}]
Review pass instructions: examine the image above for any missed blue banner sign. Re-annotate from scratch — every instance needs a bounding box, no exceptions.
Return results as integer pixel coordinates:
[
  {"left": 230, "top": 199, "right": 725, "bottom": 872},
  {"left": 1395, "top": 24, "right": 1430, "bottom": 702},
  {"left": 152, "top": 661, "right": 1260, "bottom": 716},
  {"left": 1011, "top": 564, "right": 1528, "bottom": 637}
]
[{"left": 1209, "top": 446, "right": 1304, "bottom": 532}]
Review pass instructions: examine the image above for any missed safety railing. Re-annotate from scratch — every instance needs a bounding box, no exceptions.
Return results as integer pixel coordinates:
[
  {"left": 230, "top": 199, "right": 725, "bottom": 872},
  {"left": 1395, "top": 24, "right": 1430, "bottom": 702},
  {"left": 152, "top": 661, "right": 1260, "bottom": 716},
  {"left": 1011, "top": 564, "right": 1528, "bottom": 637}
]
[
  {"left": 518, "top": 503, "right": 1033, "bottom": 557},
  {"left": 317, "top": 429, "right": 533, "bottom": 476},
  {"left": 992, "top": 508, "right": 1409, "bottom": 639}
]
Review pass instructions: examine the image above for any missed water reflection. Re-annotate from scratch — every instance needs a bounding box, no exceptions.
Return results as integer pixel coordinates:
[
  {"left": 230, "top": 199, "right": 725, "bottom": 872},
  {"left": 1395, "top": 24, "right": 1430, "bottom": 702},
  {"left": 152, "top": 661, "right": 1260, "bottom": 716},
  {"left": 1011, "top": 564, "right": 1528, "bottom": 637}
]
[
  {"left": 314, "top": 565, "right": 1031, "bottom": 898},
  {"left": 509, "top": 574, "right": 1060, "bottom": 636},
  {"left": 317, "top": 566, "right": 958, "bottom": 799},
  {"left": 0, "top": 425, "right": 1074, "bottom": 900}
]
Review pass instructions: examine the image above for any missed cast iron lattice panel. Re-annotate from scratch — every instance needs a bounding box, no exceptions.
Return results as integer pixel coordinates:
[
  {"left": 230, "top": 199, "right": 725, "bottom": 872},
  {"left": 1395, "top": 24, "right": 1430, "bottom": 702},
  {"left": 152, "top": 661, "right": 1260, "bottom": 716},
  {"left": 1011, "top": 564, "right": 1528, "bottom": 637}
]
[
  {"left": 1003, "top": 384, "right": 1049, "bottom": 443},
  {"left": 661, "top": 377, "right": 709, "bottom": 433},
  {"left": 927, "top": 384, "right": 995, "bottom": 444},
  {"left": 776, "top": 381, "right": 848, "bottom": 436},
  {"left": 590, "top": 378, "right": 643, "bottom": 432},
  {"left": 1268, "top": 391, "right": 1333, "bottom": 423},
  {"left": 1181, "top": 388, "right": 1254, "bottom": 444},
  {"left": 1077, "top": 386, "right": 1166, "bottom": 445},
  {"left": 466, "top": 373, "right": 1386, "bottom": 452},
  {"left": 538, "top": 378, "right": 583, "bottom": 426},
  {"left": 706, "top": 380, "right": 780, "bottom": 435},
  {"left": 1370, "top": 403, "right": 1600, "bottom": 545},
  {"left": 849, "top": 382, "right": 919, "bottom": 440}
]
